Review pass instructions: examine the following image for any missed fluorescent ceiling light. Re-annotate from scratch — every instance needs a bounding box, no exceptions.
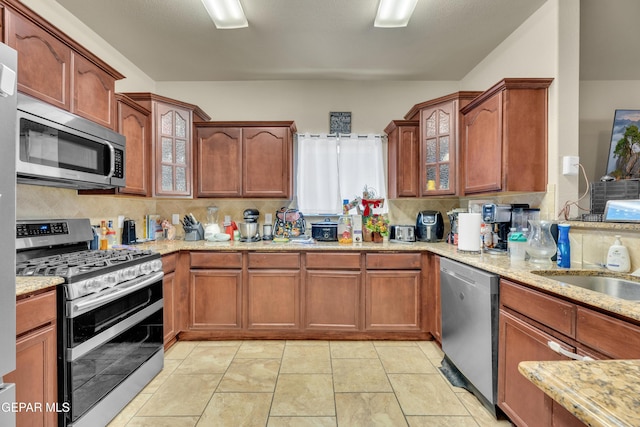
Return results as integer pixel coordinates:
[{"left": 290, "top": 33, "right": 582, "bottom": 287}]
[
  {"left": 375, "top": 0, "right": 418, "bottom": 28},
  {"left": 201, "top": 0, "right": 248, "bottom": 29}
]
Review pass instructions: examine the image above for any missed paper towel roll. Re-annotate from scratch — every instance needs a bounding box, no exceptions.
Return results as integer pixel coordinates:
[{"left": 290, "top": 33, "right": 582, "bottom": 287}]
[{"left": 458, "top": 213, "right": 482, "bottom": 252}]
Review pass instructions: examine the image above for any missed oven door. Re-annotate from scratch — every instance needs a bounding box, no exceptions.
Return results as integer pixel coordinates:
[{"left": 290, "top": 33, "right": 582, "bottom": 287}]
[{"left": 61, "top": 271, "right": 164, "bottom": 427}]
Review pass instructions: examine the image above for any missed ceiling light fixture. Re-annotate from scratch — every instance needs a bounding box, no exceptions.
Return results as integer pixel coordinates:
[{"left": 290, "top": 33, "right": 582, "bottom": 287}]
[
  {"left": 201, "top": 0, "right": 248, "bottom": 29},
  {"left": 374, "top": 0, "right": 418, "bottom": 28}
]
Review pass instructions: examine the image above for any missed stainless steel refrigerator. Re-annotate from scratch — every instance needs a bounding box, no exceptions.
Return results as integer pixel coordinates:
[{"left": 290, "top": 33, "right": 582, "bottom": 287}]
[{"left": 0, "top": 41, "right": 18, "bottom": 427}]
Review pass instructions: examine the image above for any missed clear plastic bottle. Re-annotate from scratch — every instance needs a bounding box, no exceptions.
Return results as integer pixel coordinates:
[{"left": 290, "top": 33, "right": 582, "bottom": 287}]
[
  {"left": 338, "top": 215, "right": 353, "bottom": 244},
  {"left": 99, "top": 220, "right": 108, "bottom": 250},
  {"left": 106, "top": 220, "right": 117, "bottom": 248}
]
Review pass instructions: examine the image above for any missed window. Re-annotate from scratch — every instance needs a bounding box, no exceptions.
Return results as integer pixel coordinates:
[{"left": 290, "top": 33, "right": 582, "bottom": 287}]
[{"left": 296, "top": 133, "right": 387, "bottom": 215}]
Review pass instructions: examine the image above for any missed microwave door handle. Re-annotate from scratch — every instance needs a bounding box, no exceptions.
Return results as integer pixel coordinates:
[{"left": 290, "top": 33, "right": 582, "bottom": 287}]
[{"left": 105, "top": 140, "right": 115, "bottom": 179}]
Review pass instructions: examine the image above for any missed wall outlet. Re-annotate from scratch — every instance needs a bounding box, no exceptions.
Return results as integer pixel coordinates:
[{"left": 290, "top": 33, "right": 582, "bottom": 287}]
[
  {"left": 562, "top": 156, "right": 579, "bottom": 176},
  {"left": 172, "top": 213, "right": 180, "bottom": 225}
]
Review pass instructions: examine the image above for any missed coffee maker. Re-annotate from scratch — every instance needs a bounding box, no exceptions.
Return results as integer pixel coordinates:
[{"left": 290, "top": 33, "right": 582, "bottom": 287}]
[{"left": 482, "top": 203, "right": 529, "bottom": 251}]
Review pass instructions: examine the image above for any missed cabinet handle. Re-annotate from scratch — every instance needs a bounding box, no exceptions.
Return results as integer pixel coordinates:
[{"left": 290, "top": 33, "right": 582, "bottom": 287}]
[{"left": 547, "top": 341, "right": 594, "bottom": 361}]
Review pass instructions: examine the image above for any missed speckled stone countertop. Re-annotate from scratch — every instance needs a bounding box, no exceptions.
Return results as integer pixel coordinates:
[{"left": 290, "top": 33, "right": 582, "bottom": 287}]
[
  {"left": 16, "top": 239, "right": 640, "bottom": 322},
  {"left": 16, "top": 276, "right": 64, "bottom": 298},
  {"left": 519, "top": 360, "right": 640, "bottom": 427}
]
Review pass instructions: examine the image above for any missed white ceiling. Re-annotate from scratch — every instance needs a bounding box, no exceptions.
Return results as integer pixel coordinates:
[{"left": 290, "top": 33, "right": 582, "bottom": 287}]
[{"left": 53, "top": 0, "right": 640, "bottom": 82}]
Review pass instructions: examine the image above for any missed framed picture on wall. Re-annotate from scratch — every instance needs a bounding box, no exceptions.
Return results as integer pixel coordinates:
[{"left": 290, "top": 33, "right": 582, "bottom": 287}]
[
  {"left": 329, "top": 112, "right": 351, "bottom": 134},
  {"left": 606, "top": 110, "right": 640, "bottom": 179}
]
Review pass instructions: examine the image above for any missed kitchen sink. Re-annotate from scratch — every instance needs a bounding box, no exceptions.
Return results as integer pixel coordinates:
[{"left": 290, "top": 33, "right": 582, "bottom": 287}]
[{"left": 534, "top": 272, "right": 640, "bottom": 301}]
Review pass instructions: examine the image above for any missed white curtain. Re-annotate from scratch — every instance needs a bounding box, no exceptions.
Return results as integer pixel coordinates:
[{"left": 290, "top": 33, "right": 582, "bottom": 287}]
[
  {"left": 338, "top": 134, "right": 387, "bottom": 213},
  {"left": 296, "top": 133, "right": 341, "bottom": 215},
  {"left": 296, "top": 133, "right": 387, "bottom": 215}
]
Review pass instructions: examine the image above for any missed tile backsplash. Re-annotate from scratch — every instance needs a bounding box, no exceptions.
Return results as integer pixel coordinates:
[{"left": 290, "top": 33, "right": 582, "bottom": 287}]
[{"left": 16, "top": 184, "right": 639, "bottom": 273}]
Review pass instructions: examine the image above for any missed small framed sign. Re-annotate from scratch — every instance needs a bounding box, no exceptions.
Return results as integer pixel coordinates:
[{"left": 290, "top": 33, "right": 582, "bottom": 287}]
[{"left": 329, "top": 112, "right": 351, "bottom": 134}]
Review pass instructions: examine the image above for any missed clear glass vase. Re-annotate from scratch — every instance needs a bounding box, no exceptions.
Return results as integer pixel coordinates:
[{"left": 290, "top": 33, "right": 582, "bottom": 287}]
[{"left": 526, "top": 220, "right": 557, "bottom": 264}]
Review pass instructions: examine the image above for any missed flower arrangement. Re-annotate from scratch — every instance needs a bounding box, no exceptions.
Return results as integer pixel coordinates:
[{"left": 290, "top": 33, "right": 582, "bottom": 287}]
[{"left": 365, "top": 214, "right": 389, "bottom": 236}]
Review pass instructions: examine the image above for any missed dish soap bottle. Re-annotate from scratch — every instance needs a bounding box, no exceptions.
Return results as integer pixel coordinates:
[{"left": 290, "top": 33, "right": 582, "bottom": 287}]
[
  {"left": 606, "top": 235, "right": 630, "bottom": 273},
  {"left": 556, "top": 223, "right": 571, "bottom": 268}
]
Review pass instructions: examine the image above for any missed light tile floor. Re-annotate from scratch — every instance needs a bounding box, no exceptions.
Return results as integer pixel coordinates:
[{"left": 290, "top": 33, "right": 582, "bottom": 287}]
[{"left": 108, "top": 340, "right": 514, "bottom": 427}]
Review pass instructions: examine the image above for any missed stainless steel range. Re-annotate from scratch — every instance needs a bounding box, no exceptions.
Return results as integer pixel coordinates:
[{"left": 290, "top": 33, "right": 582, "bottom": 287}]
[{"left": 16, "top": 218, "right": 164, "bottom": 427}]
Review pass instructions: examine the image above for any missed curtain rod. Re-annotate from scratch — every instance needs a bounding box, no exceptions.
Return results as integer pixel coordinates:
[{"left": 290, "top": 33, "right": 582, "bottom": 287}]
[{"left": 296, "top": 133, "right": 386, "bottom": 139}]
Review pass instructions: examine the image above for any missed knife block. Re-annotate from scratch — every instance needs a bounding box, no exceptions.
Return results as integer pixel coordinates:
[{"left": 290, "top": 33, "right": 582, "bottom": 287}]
[{"left": 184, "top": 223, "right": 204, "bottom": 241}]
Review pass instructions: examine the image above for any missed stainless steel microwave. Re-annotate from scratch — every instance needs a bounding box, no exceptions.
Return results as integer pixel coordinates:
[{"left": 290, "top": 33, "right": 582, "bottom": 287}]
[{"left": 16, "top": 93, "right": 125, "bottom": 189}]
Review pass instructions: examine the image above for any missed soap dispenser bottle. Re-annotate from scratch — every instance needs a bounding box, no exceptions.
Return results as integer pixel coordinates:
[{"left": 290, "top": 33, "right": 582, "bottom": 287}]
[{"left": 606, "top": 235, "right": 631, "bottom": 273}]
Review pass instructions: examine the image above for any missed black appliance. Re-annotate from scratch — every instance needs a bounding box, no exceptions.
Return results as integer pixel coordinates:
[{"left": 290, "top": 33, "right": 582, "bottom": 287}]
[
  {"left": 311, "top": 219, "right": 338, "bottom": 241},
  {"left": 16, "top": 218, "right": 164, "bottom": 427},
  {"left": 122, "top": 219, "right": 137, "bottom": 244},
  {"left": 416, "top": 210, "right": 444, "bottom": 242}
]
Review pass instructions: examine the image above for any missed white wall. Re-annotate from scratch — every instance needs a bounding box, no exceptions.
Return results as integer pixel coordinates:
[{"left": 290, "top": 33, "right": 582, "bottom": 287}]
[
  {"left": 155, "top": 80, "right": 459, "bottom": 134},
  {"left": 459, "top": 0, "right": 581, "bottom": 220},
  {"left": 21, "top": 0, "right": 156, "bottom": 92},
  {"left": 579, "top": 81, "right": 640, "bottom": 184}
]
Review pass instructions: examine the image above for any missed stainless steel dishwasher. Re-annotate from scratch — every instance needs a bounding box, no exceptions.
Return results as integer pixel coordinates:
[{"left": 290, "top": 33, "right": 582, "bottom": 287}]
[{"left": 440, "top": 257, "right": 499, "bottom": 414}]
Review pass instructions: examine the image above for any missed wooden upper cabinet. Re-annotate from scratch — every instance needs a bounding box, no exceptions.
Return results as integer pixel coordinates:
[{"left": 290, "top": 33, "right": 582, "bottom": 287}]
[
  {"left": 243, "top": 126, "right": 291, "bottom": 198},
  {"left": 5, "top": 7, "right": 71, "bottom": 110},
  {"left": 385, "top": 120, "right": 419, "bottom": 198},
  {"left": 196, "top": 127, "right": 242, "bottom": 197},
  {"left": 195, "top": 121, "right": 296, "bottom": 198},
  {"left": 123, "top": 92, "right": 210, "bottom": 198},
  {"left": 389, "top": 92, "right": 481, "bottom": 197},
  {"left": 115, "top": 94, "right": 151, "bottom": 196},
  {"left": 3, "top": 0, "right": 124, "bottom": 128},
  {"left": 460, "top": 78, "right": 553, "bottom": 195},
  {"left": 72, "top": 53, "right": 116, "bottom": 129}
]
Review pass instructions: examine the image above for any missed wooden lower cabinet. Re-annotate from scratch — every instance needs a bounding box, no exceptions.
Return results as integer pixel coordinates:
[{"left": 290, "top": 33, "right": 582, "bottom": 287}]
[
  {"left": 425, "top": 253, "right": 441, "bottom": 343},
  {"left": 162, "top": 253, "right": 178, "bottom": 348},
  {"left": 180, "top": 251, "right": 428, "bottom": 339},
  {"left": 498, "top": 310, "right": 581, "bottom": 427},
  {"left": 247, "top": 270, "right": 300, "bottom": 329},
  {"left": 189, "top": 269, "right": 243, "bottom": 329},
  {"left": 498, "top": 279, "right": 589, "bottom": 427},
  {"left": 305, "top": 270, "right": 361, "bottom": 330},
  {"left": 5, "top": 290, "right": 57, "bottom": 427},
  {"left": 365, "top": 270, "right": 421, "bottom": 331}
]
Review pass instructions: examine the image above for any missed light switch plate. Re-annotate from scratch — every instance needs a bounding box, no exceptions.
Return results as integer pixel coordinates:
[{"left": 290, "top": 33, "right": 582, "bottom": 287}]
[
  {"left": 0, "top": 63, "right": 16, "bottom": 97},
  {"left": 172, "top": 213, "right": 180, "bottom": 225},
  {"left": 562, "top": 156, "right": 579, "bottom": 176}
]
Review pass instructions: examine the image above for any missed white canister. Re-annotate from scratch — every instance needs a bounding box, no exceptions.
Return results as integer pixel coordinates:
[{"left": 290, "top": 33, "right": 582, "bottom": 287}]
[{"left": 457, "top": 213, "right": 482, "bottom": 252}]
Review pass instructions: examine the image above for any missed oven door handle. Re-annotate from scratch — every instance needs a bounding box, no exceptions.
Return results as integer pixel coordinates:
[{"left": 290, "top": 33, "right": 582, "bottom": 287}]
[{"left": 69, "top": 271, "right": 164, "bottom": 318}]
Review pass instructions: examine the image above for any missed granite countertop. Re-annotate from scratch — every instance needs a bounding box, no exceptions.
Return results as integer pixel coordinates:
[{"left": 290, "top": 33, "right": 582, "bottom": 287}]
[{"left": 519, "top": 360, "right": 640, "bottom": 427}]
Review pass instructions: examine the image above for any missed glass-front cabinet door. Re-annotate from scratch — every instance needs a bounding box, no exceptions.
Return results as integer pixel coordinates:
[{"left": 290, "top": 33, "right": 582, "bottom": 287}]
[
  {"left": 156, "top": 103, "right": 192, "bottom": 197},
  {"left": 421, "top": 103, "right": 455, "bottom": 195}
]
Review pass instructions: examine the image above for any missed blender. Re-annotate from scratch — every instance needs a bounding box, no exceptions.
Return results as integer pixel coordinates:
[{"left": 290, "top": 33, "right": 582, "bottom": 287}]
[{"left": 204, "top": 206, "right": 221, "bottom": 241}]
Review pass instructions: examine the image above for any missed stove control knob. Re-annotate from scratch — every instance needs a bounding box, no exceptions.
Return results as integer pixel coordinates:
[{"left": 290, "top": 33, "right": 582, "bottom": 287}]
[
  {"left": 105, "top": 273, "right": 119, "bottom": 287},
  {"left": 151, "top": 259, "right": 162, "bottom": 271},
  {"left": 140, "top": 262, "right": 152, "bottom": 275}
]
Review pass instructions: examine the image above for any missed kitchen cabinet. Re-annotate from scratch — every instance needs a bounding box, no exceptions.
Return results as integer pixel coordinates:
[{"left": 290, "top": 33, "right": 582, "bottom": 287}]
[
  {"left": 247, "top": 253, "right": 301, "bottom": 329},
  {"left": 189, "top": 252, "right": 243, "bottom": 330},
  {"left": 162, "top": 253, "right": 178, "bottom": 348},
  {"left": 385, "top": 120, "right": 419, "bottom": 198},
  {"left": 460, "top": 78, "right": 553, "bottom": 195},
  {"left": 115, "top": 94, "right": 152, "bottom": 196},
  {"left": 195, "top": 121, "right": 296, "bottom": 198},
  {"left": 178, "top": 250, "right": 429, "bottom": 340},
  {"left": 3, "top": 0, "right": 123, "bottom": 128},
  {"left": 364, "top": 253, "right": 422, "bottom": 331},
  {"left": 498, "top": 279, "right": 617, "bottom": 427},
  {"left": 305, "top": 252, "right": 362, "bottom": 331},
  {"left": 403, "top": 92, "right": 481, "bottom": 196},
  {"left": 425, "top": 252, "right": 441, "bottom": 344},
  {"left": 5, "top": 290, "right": 57, "bottom": 427},
  {"left": 123, "top": 92, "right": 210, "bottom": 198}
]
